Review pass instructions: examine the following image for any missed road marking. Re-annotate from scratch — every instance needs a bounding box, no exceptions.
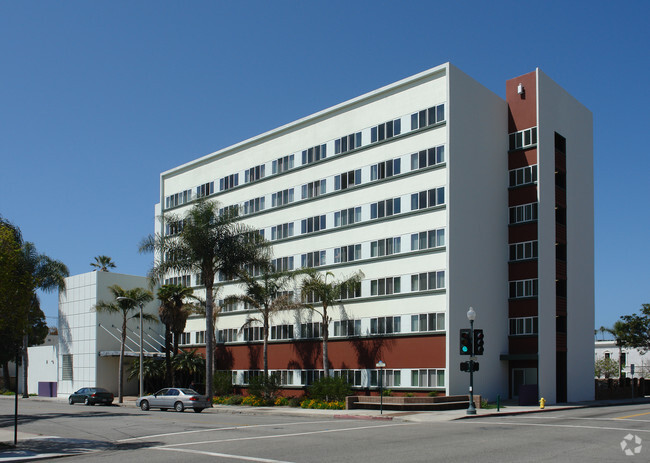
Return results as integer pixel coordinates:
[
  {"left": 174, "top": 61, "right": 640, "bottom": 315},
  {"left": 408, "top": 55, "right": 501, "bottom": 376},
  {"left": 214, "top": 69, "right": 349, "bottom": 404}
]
[
  {"left": 118, "top": 420, "right": 345, "bottom": 442},
  {"left": 462, "top": 420, "right": 650, "bottom": 433},
  {"left": 516, "top": 415, "right": 650, "bottom": 423},
  {"left": 155, "top": 422, "right": 415, "bottom": 448},
  {"left": 156, "top": 447, "right": 296, "bottom": 463},
  {"left": 615, "top": 411, "right": 650, "bottom": 420}
]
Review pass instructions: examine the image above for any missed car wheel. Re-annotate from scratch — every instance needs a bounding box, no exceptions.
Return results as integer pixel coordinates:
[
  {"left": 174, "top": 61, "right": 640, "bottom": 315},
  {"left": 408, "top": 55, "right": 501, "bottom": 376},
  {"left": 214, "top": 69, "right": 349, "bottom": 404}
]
[
  {"left": 193, "top": 408, "right": 204, "bottom": 413},
  {"left": 174, "top": 401, "right": 184, "bottom": 412},
  {"left": 140, "top": 400, "right": 150, "bottom": 411},
  {"left": 68, "top": 397, "right": 74, "bottom": 405}
]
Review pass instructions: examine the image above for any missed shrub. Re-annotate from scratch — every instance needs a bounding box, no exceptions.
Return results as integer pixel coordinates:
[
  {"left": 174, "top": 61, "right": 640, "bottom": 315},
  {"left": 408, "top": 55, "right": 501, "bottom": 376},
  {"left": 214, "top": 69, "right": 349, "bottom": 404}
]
[
  {"left": 213, "top": 371, "right": 234, "bottom": 396},
  {"left": 242, "top": 395, "right": 268, "bottom": 406},
  {"left": 427, "top": 391, "right": 440, "bottom": 397},
  {"left": 404, "top": 392, "right": 415, "bottom": 397},
  {"left": 308, "top": 376, "right": 351, "bottom": 402},
  {"left": 381, "top": 389, "right": 393, "bottom": 397},
  {"left": 248, "top": 374, "right": 280, "bottom": 401},
  {"left": 300, "top": 398, "right": 345, "bottom": 410},
  {"left": 288, "top": 397, "right": 302, "bottom": 407},
  {"left": 225, "top": 395, "right": 243, "bottom": 405},
  {"left": 274, "top": 396, "right": 289, "bottom": 406}
]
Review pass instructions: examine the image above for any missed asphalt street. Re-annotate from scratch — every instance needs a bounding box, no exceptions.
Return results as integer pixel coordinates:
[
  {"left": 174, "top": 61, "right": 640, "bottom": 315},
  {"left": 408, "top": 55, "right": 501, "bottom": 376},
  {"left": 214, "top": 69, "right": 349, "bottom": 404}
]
[{"left": 1, "top": 398, "right": 649, "bottom": 462}]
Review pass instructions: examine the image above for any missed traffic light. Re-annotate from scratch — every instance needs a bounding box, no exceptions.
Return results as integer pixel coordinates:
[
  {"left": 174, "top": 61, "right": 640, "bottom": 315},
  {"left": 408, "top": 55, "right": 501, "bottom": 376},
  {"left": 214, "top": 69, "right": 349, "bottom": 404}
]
[
  {"left": 460, "top": 361, "right": 479, "bottom": 372},
  {"left": 460, "top": 329, "right": 472, "bottom": 355},
  {"left": 474, "top": 329, "right": 485, "bottom": 355}
]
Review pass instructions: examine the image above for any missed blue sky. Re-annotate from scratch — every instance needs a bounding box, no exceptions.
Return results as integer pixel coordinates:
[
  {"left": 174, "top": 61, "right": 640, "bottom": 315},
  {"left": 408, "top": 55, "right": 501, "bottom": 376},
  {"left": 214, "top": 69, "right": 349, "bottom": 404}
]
[{"left": 1, "top": 1, "right": 648, "bottom": 331}]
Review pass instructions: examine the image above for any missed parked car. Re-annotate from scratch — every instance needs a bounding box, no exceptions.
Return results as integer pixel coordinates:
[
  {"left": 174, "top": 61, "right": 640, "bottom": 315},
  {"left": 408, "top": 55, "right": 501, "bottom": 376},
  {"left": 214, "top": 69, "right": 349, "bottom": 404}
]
[
  {"left": 135, "top": 388, "right": 211, "bottom": 413},
  {"left": 68, "top": 387, "right": 114, "bottom": 406}
]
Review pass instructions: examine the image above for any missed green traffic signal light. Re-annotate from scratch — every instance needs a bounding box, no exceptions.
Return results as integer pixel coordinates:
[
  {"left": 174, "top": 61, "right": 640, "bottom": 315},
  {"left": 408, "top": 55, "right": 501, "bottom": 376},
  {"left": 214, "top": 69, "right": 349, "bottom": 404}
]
[{"left": 460, "top": 329, "right": 472, "bottom": 356}]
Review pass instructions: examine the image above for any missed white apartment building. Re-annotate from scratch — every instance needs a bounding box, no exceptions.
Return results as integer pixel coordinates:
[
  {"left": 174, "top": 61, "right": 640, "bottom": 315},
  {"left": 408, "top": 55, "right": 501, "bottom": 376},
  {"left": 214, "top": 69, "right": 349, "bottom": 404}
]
[{"left": 158, "top": 62, "right": 594, "bottom": 403}]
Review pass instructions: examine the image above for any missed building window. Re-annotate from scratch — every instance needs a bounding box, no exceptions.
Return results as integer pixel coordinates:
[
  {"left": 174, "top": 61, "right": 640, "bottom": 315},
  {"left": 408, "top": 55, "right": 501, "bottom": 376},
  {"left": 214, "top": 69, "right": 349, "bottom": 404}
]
[
  {"left": 410, "top": 146, "right": 445, "bottom": 170},
  {"left": 245, "top": 164, "right": 266, "bottom": 184},
  {"left": 300, "top": 370, "right": 325, "bottom": 386},
  {"left": 411, "top": 271, "right": 445, "bottom": 291},
  {"left": 243, "top": 326, "right": 263, "bottom": 342},
  {"left": 195, "top": 331, "right": 205, "bottom": 344},
  {"left": 302, "top": 144, "right": 327, "bottom": 165},
  {"left": 509, "top": 165, "right": 538, "bottom": 187},
  {"left": 509, "top": 240, "right": 538, "bottom": 261},
  {"left": 272, "top": 154, "right": 294, "bottom": 174},
  {"left": 509, "top": 127, "right": 538, "bottom": 151},
  {"left": 509, "top": 279, "right": 538, "bottom": 299},
  {"left": 270, "top": 370, "right": 294, "bottom": 386},
  {"left": 334, "top": 207, "right": 361, "bottom": 227},
  {"left": 219, "top": 174, "right": 239, "bottom": 192},
  {"left": 272, "top": 256, "right": 294, "bottom": 272},
  {"left": 165, "top": 189, "right": 192, "bottom": 209},
  {"left": 180, "top": 332, "right": 192, "bottom": 345},
  {"left": 301, "top": 251, "right": 326, "bottom": 268},
  {"left": 243, "top": 196, "right": 265, "bottom": 215},
  {"left": 301, "top": 215, "right": 326, "bottom": 234},
  {"left": 164, "top": 275, "right": 191, "bottom": 287},
  {"left": 271, "top": 222, "right": 294, "bottom": 241},
  {"left": 334, "top": 244, "right": 361, "bottom": 263},
  {"left": 410, "top": 187, "right": 445, "bottom": 210},
  {"left": 370, "top": 316, "right": 401, "bottom": 335},
  {"left": 371, "top": 118, "right": 401, "bottom": 143},
  {"left": 509, "top": 202, "right": 538, "bottom": 225},
  {"left": 217, "top": 328, "right": 237, "bottom": 343},
  {"left": 300, "top": 322, "right": 322, "bottom": 339},
  {"left": 370, "top": 237, "right": 401, "bottom": 257},
  {"left": 410, "top": 313, "right": 445, "bottom": 332},
  {"left": 411, "top": 228, "right": 445, "bottom": 251},
  {"left": 334, "top": 170, "right": 361, "bottom": 191},
  {"left": 270, "top": 324, "right": 294, "bottom": 340},
  {"left": 333, "top": 319, "right": 361, "bottom": 337},
  {"left": 302, "top": 179, "right": 326, "bottom": 199},
  {"left": 370, "top": 198, "right": 401, "bottom": 219},
  {"left": 335, "top": 133, "right": 362, "bottom": 154},
  {"left": 370, "top": 277, "right": 401, "bottom": 296},
  {"left": 62, "top": 354, "right": 73, "bottom": 381},
  {"left": 411, "top": 369, "right": 445, "bottom": 388},
  {"left": 410, "top": 104, "right": 445, "bottom": 130},
  {"left": 333, "top": 369, "right": 363, "bottom": 386},
  {"left": 371, "top": 158, "right": 401, "bottom": 181},
  {"left": 340, "top": 281, "right": 362, "bottom": 300},
  {"left": 272, "top": 189, "right": 294, "bottom": 207},
  {"left": 509, "top": 317, "right": 538, "bottom": 336},
  {"left": 196, "top": 182, "right": 215, "bottom": 198}
]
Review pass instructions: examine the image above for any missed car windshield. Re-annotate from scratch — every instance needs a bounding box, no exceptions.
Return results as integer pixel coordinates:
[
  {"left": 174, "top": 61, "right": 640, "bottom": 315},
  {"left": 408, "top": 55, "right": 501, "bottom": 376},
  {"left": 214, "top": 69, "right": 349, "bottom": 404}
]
[{"left": 180, "top": 389, "right": 198, "bottom": 395}]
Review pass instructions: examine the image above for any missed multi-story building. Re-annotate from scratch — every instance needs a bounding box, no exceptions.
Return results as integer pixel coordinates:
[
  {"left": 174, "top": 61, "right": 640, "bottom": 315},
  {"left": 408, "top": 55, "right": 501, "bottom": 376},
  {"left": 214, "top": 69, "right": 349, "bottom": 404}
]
[{"left": 157, "top": 62, "right": 594, "bottom": 403}]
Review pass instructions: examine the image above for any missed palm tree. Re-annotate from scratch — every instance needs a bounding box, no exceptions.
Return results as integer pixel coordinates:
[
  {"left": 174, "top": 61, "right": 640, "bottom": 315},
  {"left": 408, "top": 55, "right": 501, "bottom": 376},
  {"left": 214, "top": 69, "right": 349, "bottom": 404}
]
[
  {"left": 605, "top": 321, "right": 628, "bottom": 380},
  {"left": 172, "top": 349, "right": 205, "bottom": 388},
  {"left": 91, "top": 255, "right": 116, "bottom": 272},
  {"left": 140, "top": 198, "right": 269, "bottom": 399},
  {"left": 230, "top": 268, "right": 300, "bottom": 377},
  {"left": 19, "top": 241, "right": 69, "bottom": 397},
  {"left": 299, "top": 268, "right": 363, "bottom": 378},
  {"left": 156, "top": 284, "right": 197, "bottom": 385},
  {"left": 94, "top": 285, "right": 154, "bottom": 403}
]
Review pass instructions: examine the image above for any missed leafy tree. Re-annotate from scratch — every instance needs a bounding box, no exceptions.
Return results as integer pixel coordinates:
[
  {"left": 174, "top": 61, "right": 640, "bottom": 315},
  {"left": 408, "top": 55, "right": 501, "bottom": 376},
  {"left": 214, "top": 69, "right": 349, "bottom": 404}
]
[
  {"left": 172, "top": 348, "right": 205, "bottom": 388},
  {"left": 299, "top": 268, "right": 363, "bottom": 378},
  {"left": 230, "top": 268, "right": 300, "bottom": 377},
  {"left": 94, "top": 285, "right": 154, "bottom": 402},
  {"left": 128, "top": 357, "right": 165, "bottom": 393},
  {"left": 308, "top": 376, "right": 352, "bottom": 402},
  {"left": 618, "top": 304, "right": 650, "bottom": 353},
  {"left": 156, "top": 284, "right": 198, "bottom": 385},
  {"left": 91, "top": 255, "right": 116, "bottom": 272},
  {"left": 595, "top": 356, "right": 619, "bottom": 379},
  {"left": 140, "top": 199, "right": 268, "bottom": 399}
]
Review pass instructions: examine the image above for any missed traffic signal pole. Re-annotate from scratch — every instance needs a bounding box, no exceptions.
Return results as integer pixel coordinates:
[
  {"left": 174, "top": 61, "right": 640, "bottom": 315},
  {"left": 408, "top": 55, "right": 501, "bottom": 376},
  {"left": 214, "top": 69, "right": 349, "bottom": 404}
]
[{"left": 467, "top": 317, "right": 477, "bottom": 415}]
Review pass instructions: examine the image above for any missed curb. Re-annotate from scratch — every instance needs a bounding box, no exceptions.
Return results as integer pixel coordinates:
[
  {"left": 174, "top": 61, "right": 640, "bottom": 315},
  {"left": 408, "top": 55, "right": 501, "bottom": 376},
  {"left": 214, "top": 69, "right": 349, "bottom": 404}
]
[{"left": 334, "top": 414, "right": 393, "bottom": 421}]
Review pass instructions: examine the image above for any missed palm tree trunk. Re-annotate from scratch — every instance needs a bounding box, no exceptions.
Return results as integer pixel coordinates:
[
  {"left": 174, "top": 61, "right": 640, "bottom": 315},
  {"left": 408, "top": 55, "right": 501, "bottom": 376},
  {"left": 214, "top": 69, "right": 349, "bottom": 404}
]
[
  {"left": 205, "top": 280, "right": 214, "bottom": 400},
  {"left": 322, "top": 305, "right": 329, "bottom": 378},
  {"left": 119, "top": 318, "right": 126, "bottom": 403},
  {"left": 164, "top": 326, "right": 171, "bottom": 386},
  {"left": 263, "top": 312, "right": 269, "bottom": 377},
  {"left": 22, "top": 334, "right": 29, "bottom": 398},
  {"left": 172, "top": 332, "right": 179, "bottom": 387}
]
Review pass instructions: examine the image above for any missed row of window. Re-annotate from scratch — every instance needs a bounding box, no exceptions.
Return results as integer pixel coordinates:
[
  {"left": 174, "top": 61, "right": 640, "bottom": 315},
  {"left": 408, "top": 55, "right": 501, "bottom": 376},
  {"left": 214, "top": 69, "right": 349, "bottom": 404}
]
[
  {"left": 226, "top": 368, "right": 445, "bottom": 388},
  {"left": 509, "top": 240, "right": 538, "bottom": 261},
  {"left": 509, "top": 126, "right": 538, "bottom": 151},
  {"left": 509, "top": 202, "right": 538, "bottom": 225},
  {"left": 509, "top": 316, "right": 538, "bottom": 336},
  {"left": 509, "top": 278, "right": 538, "bottom": 299},
  {"left": 210, "top": 311, "right": 446, "bottom": 346},
  {"left": 164, "top": 275, "right": 191, "bottom": 287},
  {"left": 509, "top": 165, "right": 538, "bottom": 188},
  {"left": 163, "top": 106, "right": 446, "bottom": 210}
]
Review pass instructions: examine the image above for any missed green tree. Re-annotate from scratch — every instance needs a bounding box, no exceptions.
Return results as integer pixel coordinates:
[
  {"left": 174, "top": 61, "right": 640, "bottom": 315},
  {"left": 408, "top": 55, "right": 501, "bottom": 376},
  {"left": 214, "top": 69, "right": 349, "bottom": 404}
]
[
  {"left": 128, "top": 357, "right": 165, "bottom": 393},
  {"left": 299, "top": 269, "right": 363, "bottom": 378},
  {"left": 595, "top": 356, "right": 619, "bottom": 379},
  {"left": 90, "top": 255, "right": 116, "bottom": 272},
  {"left": 94, "top": 285, "right": 154, "bottom": 403},
  {"left": 230, "top": 268, "right": 300, "bottom": 377},
  {"left": 618, "top": 304, "right": 650, "bottom": 353},
  {"left": 172, "top": 349, "right": 205, "bottom": 388},
  {"left": 140, "top": 198, "right": 268, "bottom": 399},
  {"left": 156, "top": 284, "right": 198, "bottom": 385},
  {"left": 605, "top": 320, "right": 631, "bottom": 379}
]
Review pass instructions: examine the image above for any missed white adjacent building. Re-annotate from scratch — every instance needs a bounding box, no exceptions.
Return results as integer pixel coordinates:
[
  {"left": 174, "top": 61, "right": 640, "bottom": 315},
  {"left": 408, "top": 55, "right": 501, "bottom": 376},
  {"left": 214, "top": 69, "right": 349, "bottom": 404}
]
[
  {"left": 57, "top": 271, "right": 162, "bottom": 398},
  {"left": 157, "top": 62, "right": 594, "bottom": 403}
]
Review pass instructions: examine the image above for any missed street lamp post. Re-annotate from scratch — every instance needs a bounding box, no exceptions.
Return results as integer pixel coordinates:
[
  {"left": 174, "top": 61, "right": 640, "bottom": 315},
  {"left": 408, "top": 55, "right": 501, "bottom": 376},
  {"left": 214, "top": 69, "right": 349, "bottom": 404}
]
[
  {"left": 117, "top": 296, "right": 144, "bottom": 398},
  {"left": 466, "top": 307, "right": 477, "bottom": 415},
  {"left": 376, "top": 360, "right": 386, "bottom": 415}
]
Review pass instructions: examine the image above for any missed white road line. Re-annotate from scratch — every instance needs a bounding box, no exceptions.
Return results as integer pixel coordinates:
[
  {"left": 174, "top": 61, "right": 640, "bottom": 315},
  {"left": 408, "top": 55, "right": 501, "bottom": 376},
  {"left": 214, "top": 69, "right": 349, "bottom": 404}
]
[
  {"left": 117, "top": 419, "right": 336, "bottom": 442},
  {"left": 156, "top": 447, "right": 296, "bottom": 463},
  {"left": 463, "top": 420, "right": 650, "bottom": 433},
  {"left": 514, "top": 415, "right": 650, "bottom": 423},
  {"left": 155, "top": 422, "right": 415, "bottom": 448}
]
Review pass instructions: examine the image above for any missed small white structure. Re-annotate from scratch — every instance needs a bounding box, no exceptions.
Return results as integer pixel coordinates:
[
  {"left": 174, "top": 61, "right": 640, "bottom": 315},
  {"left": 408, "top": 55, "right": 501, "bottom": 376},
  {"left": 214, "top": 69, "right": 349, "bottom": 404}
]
[
  {"left": 595, "top": 340, "right": 650, "bottom": 378},
  {"left": 57, "top": 271, "right": 164, "bottom": 398}
]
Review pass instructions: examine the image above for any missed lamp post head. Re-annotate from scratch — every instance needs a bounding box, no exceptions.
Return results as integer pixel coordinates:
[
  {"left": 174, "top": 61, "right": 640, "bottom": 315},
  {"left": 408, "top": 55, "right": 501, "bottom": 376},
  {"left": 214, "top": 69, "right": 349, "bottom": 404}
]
[
  {"left": 376, "top": 360, "right": 386, "bottom": 368},
  {"left": 467, "top": 307, "right": 476, "bottom": 322}
]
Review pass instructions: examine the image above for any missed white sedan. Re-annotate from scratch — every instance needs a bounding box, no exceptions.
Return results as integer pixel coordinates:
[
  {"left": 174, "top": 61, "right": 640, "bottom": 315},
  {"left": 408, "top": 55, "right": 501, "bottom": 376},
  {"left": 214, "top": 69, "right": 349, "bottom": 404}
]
[{"left": 135, "top": 388, "right": 211, "bottom": 413}]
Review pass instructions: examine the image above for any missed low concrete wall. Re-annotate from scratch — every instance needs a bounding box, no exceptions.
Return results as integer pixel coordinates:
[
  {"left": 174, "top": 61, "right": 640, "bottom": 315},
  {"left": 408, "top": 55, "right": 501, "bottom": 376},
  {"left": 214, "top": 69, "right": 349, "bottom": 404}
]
[{"left": 346, "top": 394, "right": 481, "bottom": 411}]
